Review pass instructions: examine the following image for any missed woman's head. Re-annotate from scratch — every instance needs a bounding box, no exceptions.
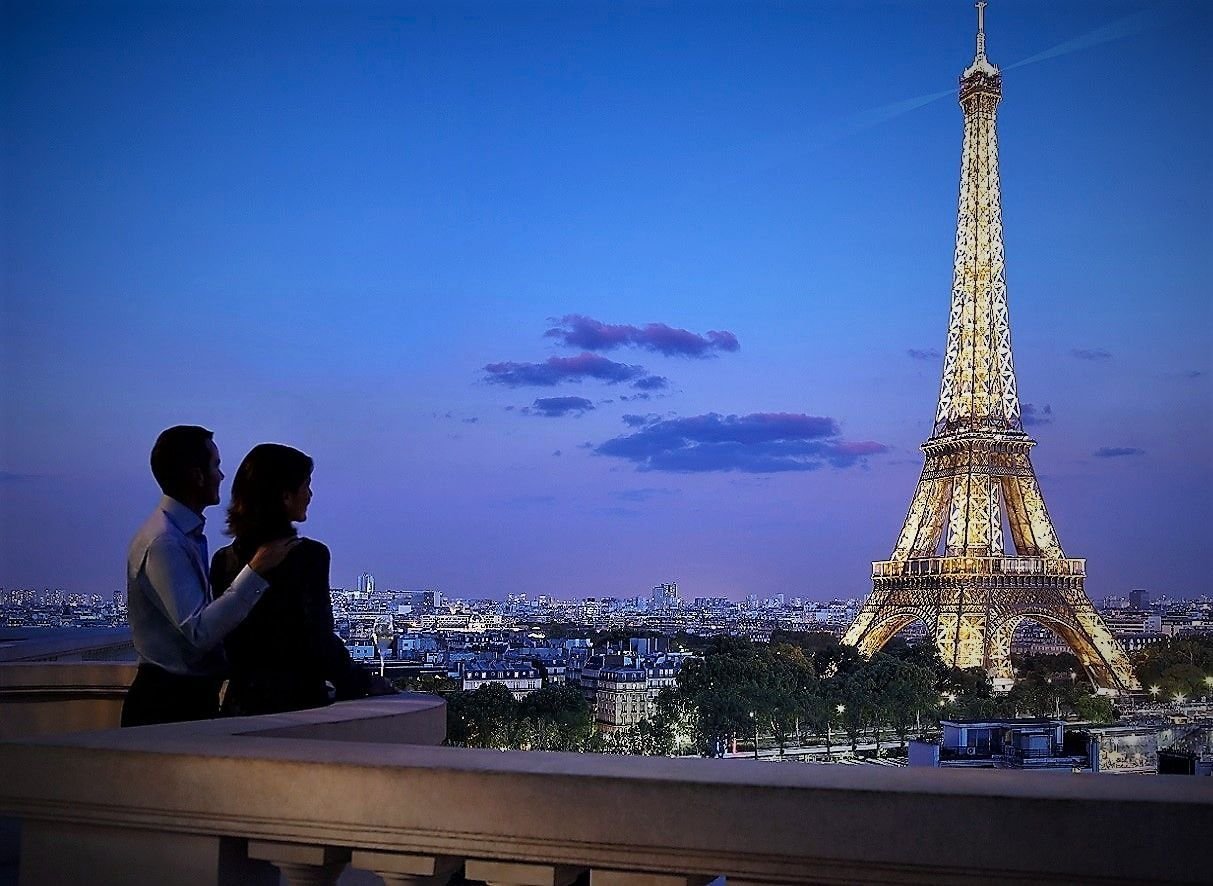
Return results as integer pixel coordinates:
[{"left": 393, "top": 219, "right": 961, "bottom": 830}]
[{"left": 225, "top": 443, "right": 314, "bottom": 541}]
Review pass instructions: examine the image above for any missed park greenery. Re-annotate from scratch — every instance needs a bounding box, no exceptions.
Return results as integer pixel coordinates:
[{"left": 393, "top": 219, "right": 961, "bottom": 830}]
[{"left": 432, "top": 632, "right": 1213, "bottom": 756}]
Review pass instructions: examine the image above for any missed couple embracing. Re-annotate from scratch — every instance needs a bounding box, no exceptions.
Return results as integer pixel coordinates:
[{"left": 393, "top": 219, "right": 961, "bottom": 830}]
[{"left": 122, "top": 425, "right": 393, "bottom": 728}]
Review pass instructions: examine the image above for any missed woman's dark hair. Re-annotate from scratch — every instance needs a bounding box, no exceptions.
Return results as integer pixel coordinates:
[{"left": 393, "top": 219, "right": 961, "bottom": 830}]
[{"left": 225, "top": 443, "right": 313, "bottom": 546}]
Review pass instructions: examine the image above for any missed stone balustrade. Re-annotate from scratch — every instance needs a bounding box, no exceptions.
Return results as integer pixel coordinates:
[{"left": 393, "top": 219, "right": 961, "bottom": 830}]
[{"left": 2, "top": 684, "right": 1212, "bottom": 885}]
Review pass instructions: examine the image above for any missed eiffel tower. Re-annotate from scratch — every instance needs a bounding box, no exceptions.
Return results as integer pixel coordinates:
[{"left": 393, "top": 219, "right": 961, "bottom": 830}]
[{"left": 842, "top": 4, "right": 1139, "bottom": 694}]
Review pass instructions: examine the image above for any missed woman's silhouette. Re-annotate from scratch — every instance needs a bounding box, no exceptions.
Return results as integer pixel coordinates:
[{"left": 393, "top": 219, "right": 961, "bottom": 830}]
[{"left": 210, "top": 443, "right": 389, "bottom": 714}]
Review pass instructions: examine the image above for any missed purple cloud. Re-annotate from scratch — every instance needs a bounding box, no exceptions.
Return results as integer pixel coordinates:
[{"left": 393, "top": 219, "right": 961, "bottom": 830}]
[
  {"left": 545, "top": 314, "right": 740, "bottom": 358},
  {"left": 523, "top": 396, "right": 596, "bottom": 418},
  {"left": 1072, "top": 348, "right": 1112, "bottom": 361},
  {"left": 907, "top": 348, "right": 940, "bottom": 361},
  {"left": 1094, "top": 446, "right": 1144, "bottom": 458},
  {"left": 484, "top": 352, "right": 645, "bottom": 387},
  {"left": 595, "top": 412, "right": 888, "bottom": 473},
  {"left": 633, "top": 374, "right": 669, "bottom": 391},
  {"left": 1021, "top": 403, "right": 1053, "bottom": 427},
  {"left": 622, "top": 413, "right": 657, "bottom": 427}
]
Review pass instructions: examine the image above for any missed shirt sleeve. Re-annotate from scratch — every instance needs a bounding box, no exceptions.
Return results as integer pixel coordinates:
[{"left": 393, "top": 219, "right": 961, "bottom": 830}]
[{"left": 142, "top": 535, "right": 269, "bottom": 653}]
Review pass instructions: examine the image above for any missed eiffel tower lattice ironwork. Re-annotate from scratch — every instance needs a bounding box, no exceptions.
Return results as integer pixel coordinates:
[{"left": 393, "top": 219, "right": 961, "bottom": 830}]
[{"left": 842, "top": 4, "right": 1139, "bottom": 694}]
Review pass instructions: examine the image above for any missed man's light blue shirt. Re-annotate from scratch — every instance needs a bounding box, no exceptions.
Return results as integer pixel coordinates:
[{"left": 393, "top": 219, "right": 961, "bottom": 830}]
[{"left": 127, "top": 495, "right": 268, "bottom": 676}]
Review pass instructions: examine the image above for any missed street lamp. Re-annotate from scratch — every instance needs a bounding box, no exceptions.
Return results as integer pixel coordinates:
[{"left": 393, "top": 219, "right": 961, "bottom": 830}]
[
  {"left": 750, "top": 711, "right": 759, "bottom": 760},
  {"left": 371, "top": 632, "right": 385, "bottom": 678},
  {"left": 825, "top": 704, "right": 845, "bottom": 760}
]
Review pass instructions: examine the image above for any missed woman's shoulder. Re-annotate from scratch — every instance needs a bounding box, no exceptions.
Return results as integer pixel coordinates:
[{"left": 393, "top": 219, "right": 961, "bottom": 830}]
[
  {"left": 210, "top": 541, "right": 242, "bottom": 571},
  {"left": 289, "top": 537, "right": 331, "bottom": 565}
]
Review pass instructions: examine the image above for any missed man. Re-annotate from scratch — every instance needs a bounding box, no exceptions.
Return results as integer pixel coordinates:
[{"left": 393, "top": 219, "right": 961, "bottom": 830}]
[{"left": 122, "top": 425, "right": 297, "bottom": 727}]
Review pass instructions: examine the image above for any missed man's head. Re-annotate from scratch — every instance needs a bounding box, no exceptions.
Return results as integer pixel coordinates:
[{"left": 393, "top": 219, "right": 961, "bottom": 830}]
[{"left": 150, "top": 425, "right": 223, "bottom": 511}]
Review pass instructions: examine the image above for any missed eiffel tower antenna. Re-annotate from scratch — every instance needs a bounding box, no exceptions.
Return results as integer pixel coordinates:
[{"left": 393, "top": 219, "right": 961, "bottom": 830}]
[
  {"left": 976, "top": 1, "right": 988, "bottom": 61},
  {"left": 843, "top": 6, "right": 1139, "bottom": 694}
]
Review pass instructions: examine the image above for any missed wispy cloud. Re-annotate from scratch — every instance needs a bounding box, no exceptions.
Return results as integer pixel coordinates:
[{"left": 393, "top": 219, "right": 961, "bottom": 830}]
[
  {"left": 1004, "top": 9, "right": 1164, "bottom": 72},
  {"left": 1072, "top": 348, "right": 1112, "bottom": 361},
  {"left": 595, "top": 506, "right": 641, "bottom": 519},
  {"left": 484, "top": 352, "right": 645, "bottom": 387},
  {"left": 907, "top": 348, "right": 940, "bottom": 361},
  {"left": 0, "top": 471, "right": 42, "bottom": 483},
  {"left": 522, "top": 396, "right": 595, "bottom": 418},
  {"left": 632, "top": 375, "right": 669, "bottom": 391},
  {"left": 1093, "top": 446, "right": 1144, "bottom": 458},
  {"left": 1021, "top": 403, "right": 1053, "bottom": 427},
  {"left": 595, "top": 412, "right": 888, "bottom": 474},
  {"left": 501, "top": 494, "right": 557, "bottom": 508},
  {"left": 613, "top": 487, "right": 679, "bottom": 502},
  {"left": 546, "top": 314, "right": 739, "bottom": 358}
]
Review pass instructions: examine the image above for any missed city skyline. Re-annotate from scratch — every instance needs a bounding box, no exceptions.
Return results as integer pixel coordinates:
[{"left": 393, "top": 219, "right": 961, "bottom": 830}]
[{"left": 2, "top": 1, "right": 1210, "bottom": 602}]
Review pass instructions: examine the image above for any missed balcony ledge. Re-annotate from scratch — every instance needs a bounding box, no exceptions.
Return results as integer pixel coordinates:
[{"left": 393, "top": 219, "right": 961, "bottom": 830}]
[{"left": 2, "top": 691, "right": 1212, "bottom": 885}]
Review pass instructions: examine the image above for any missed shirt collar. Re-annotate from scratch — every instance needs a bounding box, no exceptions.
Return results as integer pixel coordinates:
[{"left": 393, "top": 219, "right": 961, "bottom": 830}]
[{"left": 160, "top": 495, "right": 205, "bottom": 536}]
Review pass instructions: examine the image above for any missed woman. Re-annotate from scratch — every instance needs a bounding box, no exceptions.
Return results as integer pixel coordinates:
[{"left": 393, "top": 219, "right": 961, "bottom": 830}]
[{"left": 210, "top": 443, "right": 383, "bottom": 715}]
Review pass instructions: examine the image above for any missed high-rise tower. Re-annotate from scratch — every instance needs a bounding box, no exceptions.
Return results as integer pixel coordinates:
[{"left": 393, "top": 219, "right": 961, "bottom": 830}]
[{"left": 842, "top": 4, "right": 1139, "bottom": 693}]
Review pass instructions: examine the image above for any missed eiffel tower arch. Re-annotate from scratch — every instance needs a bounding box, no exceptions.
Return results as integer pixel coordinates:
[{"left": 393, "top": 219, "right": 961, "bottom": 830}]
[{"left": 842, "top": 4, "right": 1139, "bottom": 695}]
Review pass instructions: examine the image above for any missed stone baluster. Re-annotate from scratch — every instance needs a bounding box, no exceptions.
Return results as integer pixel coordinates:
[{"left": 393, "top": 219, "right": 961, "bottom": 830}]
[
  {"left": 589, "top": 873, "right": 715, "bottom": 886},
  {"left": 349, "top": 849, "right": 463, "bottom": 886},
  {"left": 246, "top": 840, "right": 350, "bottom": 886},
  {"left": 464, "top": 859, "right": 586, "bottom": 886}
]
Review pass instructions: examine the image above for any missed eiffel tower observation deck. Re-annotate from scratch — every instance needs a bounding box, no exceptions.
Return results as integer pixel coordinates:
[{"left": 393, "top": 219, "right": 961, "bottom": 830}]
[{"left": 843, "top": 4, "right": 1140, "bottom": 694}]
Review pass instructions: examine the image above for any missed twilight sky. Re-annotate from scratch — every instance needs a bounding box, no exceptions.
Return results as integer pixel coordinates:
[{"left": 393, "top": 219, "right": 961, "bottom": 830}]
[{"left": 2, "top": 1, "right": 1209, "bottom": 602}]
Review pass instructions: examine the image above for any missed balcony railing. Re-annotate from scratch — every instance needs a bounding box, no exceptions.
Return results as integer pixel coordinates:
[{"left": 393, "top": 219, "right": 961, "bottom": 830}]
[
  {"left": 2, "top": 663, "right": 1212, "bottom": 885},
  {"left": 873, "top": 556, "right": 1086, "bottom": 579}
]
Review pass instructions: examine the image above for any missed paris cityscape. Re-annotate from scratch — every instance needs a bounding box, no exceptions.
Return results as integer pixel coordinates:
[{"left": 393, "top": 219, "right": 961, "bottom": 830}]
[{"left": 1, "top": 1, "right": 1211, "bottom": 884}]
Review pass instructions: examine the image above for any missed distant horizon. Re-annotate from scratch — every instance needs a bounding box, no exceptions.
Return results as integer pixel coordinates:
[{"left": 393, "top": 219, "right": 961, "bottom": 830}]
[
  {"left": 3, "top": 582, "right": 1206, "bottom": 609},
  {"left": 3, "top": 1, "right": 1210, "bottom": 602}
]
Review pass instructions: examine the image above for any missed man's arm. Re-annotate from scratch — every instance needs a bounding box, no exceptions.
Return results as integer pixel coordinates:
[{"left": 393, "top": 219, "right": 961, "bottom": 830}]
[{"left": 142, "top": 535, "right": 269, "bottom": 653}]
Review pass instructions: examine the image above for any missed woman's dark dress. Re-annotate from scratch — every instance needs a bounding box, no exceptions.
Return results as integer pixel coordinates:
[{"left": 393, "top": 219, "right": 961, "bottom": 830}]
[{"left": 210, "top": 538, "right": 370, "bottom": 715}]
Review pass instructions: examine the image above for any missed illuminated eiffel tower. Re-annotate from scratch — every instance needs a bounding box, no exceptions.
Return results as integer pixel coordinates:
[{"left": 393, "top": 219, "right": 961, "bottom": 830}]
[{"left": 843, "top": 4, "right": 1139, "bottom": 694}]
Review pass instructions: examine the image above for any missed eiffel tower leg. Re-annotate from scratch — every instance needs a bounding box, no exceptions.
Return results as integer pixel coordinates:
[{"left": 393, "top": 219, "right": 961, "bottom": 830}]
[
  {"left": 985, "top": 615, "right": 1022, "bottom": 693},
  {"left": 1058, "top": 586, "right": 1141, "bottom": 693}
]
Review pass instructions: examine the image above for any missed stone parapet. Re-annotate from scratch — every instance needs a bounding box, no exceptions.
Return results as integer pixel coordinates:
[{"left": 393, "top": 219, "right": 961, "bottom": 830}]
[
  {"left": 2, "top": 693, "right": 1211, "bottom": 885},
  {"left": 0, "top": 662, "right": 137, "bottom": 740}
]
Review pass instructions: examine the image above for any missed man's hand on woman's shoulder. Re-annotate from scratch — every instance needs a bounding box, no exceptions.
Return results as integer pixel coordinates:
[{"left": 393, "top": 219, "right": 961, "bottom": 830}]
[{"left": 248, "top": 537, "right": 301, "bottom": 575}]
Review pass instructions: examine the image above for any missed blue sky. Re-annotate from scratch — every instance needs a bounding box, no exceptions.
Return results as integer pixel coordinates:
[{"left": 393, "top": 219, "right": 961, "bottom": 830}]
[{"left": 2, "top": 0, "right": 1209, "bottom": 601}]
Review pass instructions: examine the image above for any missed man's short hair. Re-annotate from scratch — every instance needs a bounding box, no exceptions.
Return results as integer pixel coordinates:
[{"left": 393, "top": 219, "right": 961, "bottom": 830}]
[{"left": 150, "top": 426, "right": 214, "bottom": 498}]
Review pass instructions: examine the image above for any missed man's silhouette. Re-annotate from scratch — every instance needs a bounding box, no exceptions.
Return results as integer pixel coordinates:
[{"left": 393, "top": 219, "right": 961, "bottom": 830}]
[{"left": 122, "top": 425, "right": 296, "bottom": 727}]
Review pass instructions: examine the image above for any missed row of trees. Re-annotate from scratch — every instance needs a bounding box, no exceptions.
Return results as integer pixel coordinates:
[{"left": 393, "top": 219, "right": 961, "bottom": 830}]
[
  {"left": 1133, "top": 636, "right": 1213, "bottom": 701},
  {"left": 438, "top": 631, "right": 1211, "bottom": 755},
  {"left": 446, "top": 683, "right": 594, "bottom": 751}
]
